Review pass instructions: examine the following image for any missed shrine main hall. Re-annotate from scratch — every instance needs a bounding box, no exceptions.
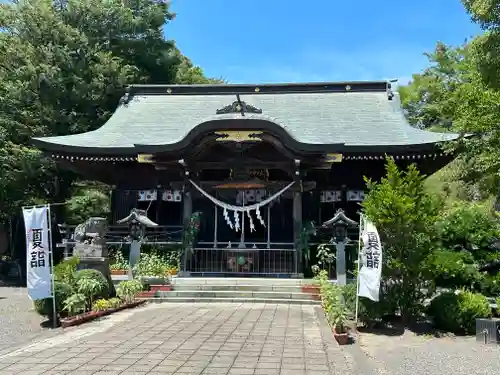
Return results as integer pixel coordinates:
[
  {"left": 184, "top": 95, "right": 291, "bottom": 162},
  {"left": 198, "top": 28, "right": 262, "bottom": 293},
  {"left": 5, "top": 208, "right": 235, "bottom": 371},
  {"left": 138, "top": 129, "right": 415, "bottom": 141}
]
[{"left": 32, "top": 81, "right": 458, "bottom": 277}]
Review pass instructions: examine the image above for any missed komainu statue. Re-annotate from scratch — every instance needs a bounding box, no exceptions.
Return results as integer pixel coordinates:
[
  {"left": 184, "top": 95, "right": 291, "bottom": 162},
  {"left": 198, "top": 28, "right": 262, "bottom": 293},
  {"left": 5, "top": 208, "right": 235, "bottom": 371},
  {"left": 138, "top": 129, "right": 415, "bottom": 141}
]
[
  {"left": 73, "top": 217, "right": 108, "bottom": 258},
  {"left": 74, "top": 217, "right": 108, "bottom": 244}
]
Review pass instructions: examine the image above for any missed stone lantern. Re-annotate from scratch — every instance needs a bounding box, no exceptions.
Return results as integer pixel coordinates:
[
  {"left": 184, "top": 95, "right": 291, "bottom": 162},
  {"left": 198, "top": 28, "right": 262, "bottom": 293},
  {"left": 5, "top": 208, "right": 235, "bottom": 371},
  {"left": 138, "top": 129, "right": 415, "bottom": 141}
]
[
  {"left": 117, "top": 209, "right": 158, "bottom": 279},
  {"left": 322, "top": 209, "right": 357, "bottom": 285}
]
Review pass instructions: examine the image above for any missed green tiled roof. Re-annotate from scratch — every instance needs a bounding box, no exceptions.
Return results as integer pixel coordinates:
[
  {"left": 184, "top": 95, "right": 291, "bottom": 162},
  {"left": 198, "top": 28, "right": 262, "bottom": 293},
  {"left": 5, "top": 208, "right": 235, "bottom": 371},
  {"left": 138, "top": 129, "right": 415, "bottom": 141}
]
[{"left": 33, "top": 81, "right": 459, "bottom": 154}]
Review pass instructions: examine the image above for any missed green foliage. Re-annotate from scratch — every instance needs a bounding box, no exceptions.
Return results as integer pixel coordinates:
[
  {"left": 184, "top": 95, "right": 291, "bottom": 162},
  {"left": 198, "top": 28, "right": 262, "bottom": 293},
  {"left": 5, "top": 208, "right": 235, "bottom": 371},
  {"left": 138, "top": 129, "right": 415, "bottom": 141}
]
[
  {"left": 0, "top": 0, "right": 218, "bottom": 227},
  {"left": 54, "top": 256, "right": 80, "bottom": 285},
  {"left": 142, "top": 245, "right": 182, "bottom": 268},
  {"left": 438, "top": 202, "right": 500, "bottom": 257},
  {"left": 34, "top": 281, "right": 73, "bottom": 318},
  {"left": 107, "top": 297, "right": 122, "bottom": 309},
  {"left": 429, "top": 290, "right": 492, "bottom": 334},
  {"left": 479, "top": 273, "right": 500, "bottom": 296},
  {"left": 357, "top": 283, "right": 403, "bottom": 327},
  {"left": 65, "top": 186, "right": 111, "bottom": 225},
  {"left": 74, "top": 269, "right": 109, "bottom": 298},
  {"left": 183, "top": 212, "right": 202, "bottom": 250},
  {"left": 133, "top": 252, "right": 171, "bottom": 278},
  {"left": 110, "top": 250, "right": 129, "bottom": 271},
  {"left": 340, "top": 283, "right": 357, "bottom": 319},
  {"left": 361, "top": 157, "right": 441, "bottom": 323},
  {"left": 398, "top": 23, "right": 500, "bottom": 195},
  {"left": 77, "top": 277, "right": 104, "bottom": 307},
  {"left": 63, "top": 293, "right": 86, "bottom": 316},
  {"left": 426, "top": 250, "right": 481, "bottom": 290},
  {"left": 116, "top": 279, "right": 143, "bottom": 304},
  {"left": 399, "top": 42, "right": 468, "bottom": 130},
  {"left": 317, "top": 274, "right": 349, "bottom": 332},
  {"left": 427, "top": 202, "right": 500, "bottom": 293},
  {"left": 315, "top": 244, "right": 335, "bottom": 272},
  {"left": 92, "top": 298, "right": 113, "bottom": 312}
]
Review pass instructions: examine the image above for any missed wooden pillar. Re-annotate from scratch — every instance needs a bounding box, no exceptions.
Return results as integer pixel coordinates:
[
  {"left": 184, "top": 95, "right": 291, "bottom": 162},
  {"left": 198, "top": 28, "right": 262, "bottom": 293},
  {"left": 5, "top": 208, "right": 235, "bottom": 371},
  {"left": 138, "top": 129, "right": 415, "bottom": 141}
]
[
  {"left": 293, "top": 160, "right": 303, "bottom": 277},
  {"left": 181, "top": 169, "right": 192, "bottom": 276}
]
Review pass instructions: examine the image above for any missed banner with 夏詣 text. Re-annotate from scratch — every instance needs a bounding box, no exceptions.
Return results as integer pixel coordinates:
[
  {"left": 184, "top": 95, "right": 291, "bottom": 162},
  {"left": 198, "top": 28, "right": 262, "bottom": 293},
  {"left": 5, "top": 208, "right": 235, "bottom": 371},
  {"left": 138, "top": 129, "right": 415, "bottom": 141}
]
[
  {"left": 357, "top": 219, "right": 383, "bottom": 302},
  {"left": 22, "top": 206, "right": 52, "bottom": 300}
]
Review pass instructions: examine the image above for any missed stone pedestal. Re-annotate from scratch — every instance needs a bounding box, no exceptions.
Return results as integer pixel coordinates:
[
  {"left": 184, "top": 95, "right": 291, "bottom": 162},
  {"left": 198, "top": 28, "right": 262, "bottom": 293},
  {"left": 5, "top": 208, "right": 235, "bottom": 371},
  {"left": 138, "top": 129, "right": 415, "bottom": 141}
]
[{"left": 335, "top": 240, "right": 348, "bottom": 286}]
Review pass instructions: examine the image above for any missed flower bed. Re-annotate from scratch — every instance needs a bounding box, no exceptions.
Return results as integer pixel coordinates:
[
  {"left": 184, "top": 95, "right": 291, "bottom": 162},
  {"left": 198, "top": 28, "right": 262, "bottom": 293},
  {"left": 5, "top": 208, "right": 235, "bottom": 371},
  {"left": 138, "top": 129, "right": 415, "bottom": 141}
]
[
  {"left": 316, "top": 271, "right": 352, "bottom": 345},
  {"left": 60, "top": 300, "right": 146, "bottom": 328}
]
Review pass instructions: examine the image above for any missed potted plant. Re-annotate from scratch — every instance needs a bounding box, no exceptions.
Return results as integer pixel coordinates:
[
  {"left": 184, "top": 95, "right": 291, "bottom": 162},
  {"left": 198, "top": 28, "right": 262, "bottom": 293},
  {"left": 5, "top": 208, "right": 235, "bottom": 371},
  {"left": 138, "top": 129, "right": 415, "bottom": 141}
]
[
  {"left": 110, "top": 251, "right": 128, "bottom": 275},
  {"left": 116, "top": 279, "right": 143, "bottom": 305},
  {"left": 134, "top": 252, "right": 173, "bottom": 291},
  {"left": 329, "top": 302, "right": 349, "bottom": 345},
  {"left": 136, "top": 283, "right": 157, "bottom": 298},
  {"left": 167, "top": 265, "right": 178, "bottom": 276}
]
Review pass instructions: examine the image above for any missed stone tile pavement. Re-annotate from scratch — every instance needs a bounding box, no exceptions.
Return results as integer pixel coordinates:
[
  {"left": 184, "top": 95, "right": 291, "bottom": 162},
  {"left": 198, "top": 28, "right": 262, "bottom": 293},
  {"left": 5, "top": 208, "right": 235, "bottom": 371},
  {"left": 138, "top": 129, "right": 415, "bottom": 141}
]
[{"left": 0, "top": 303, "right": 352, "bottom": 375}]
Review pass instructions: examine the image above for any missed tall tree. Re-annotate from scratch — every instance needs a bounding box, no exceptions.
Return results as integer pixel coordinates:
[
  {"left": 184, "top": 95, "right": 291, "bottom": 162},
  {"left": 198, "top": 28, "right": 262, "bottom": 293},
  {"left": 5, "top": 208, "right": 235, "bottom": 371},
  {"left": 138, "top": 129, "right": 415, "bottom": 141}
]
[
  {"left": 0, "top": 0, "right": 216, "bottom": 227},
  {"left": 399, "top": 20, "right": 500, "bottom": 196},
  {"left": 399, "top": 42, "right": 469, "bottom": 131}
]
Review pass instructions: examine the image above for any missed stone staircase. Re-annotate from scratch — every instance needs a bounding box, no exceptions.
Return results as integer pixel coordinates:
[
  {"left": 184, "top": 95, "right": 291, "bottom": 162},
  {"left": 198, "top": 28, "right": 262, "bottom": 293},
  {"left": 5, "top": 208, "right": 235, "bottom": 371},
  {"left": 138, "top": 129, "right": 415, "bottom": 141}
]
[{"left": 146, "top": 277, "right": 321, "bottom": 305}]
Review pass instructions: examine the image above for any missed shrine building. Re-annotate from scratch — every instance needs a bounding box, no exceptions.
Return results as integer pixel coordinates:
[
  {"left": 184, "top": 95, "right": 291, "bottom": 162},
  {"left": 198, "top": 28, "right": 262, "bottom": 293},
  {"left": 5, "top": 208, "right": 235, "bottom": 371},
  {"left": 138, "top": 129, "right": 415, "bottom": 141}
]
[{"left": 32, "top": 81, "right": 458, "bottom": 277}]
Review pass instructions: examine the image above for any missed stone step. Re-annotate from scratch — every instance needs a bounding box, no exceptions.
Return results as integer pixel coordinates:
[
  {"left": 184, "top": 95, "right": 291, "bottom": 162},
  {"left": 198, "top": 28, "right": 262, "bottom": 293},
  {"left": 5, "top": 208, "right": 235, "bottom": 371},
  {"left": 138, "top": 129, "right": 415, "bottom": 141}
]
[
  {"left": 139, "top": 296, "right": 321, "bottom": 305},
  {"left": 171, "top": 277, "right": 319, "bottom": 286},
  {"left": 172, "top": 284, "right": 316, "bottom": 293},
  {"left": 160, "top": 290, "right": 320, "bottom": 300}
]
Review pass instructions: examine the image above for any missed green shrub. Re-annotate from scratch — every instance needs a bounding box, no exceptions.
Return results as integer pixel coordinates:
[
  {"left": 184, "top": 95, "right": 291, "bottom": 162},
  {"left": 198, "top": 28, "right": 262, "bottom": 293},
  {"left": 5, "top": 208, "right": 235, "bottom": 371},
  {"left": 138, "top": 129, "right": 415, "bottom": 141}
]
[
  {"left": 63, "top": 293, "right": 86, "bottom": 316},
  {"left": 107, "top": 297, "right": 122, "bottom": 308},
  {"left": 437, "top": 202, "right": 500, "bottom": 258},
  {"left": 357, "top": 281, "right": 403, "bottom": 327},
  {"left": 426, "top": 250, "right": 482, "bottom": 290},
  {"left": 54, "top": 256, "right": 80, "bottom": 285},
  {"left": 318, "top": 276, "right": 350, "bottom": 333},
  {"left": 116, "top": 279, "right": 143, "bottom": 304},
  {"left": 77, "top": 277, "right": 106, "bottom": 309},
  {"left": 429, "top": 290, "right": 492, "bottom": 334},
  {"left": 362, "top": 157, "right": 441, "bottom": 324},
  {"left": 92, "top": 298, "right": 112, "bottom": 311},
  {"left": 110, "top": 250, "right": 128, "bottom": 271},
  {"left": 133, "top": 252, "right": 170, "bottom": 277},
  {"left": 341, "top": 283, "right": 357, "bottom": 319},
  {"left": 34, "top": 281, "right": 73, "bottom": 319},
  {"left": 74, "top": 269, "right": 109, "bottom": 298},
  {"left": 479, "top": 273, "right": 500, "bottom": 296}
]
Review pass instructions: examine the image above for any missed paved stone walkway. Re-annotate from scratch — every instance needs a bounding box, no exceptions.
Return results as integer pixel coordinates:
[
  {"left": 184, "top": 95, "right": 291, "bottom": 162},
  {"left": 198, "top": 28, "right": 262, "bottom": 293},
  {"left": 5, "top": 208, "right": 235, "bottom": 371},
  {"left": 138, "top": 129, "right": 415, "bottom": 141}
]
[{"left": 0, "top": 303, "right": 351, "bottom": 375}]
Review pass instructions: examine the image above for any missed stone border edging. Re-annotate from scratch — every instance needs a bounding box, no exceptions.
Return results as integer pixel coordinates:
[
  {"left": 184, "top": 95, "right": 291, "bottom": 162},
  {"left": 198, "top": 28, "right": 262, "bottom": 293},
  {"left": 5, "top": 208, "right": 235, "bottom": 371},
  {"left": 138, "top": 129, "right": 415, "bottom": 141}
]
[
  {"left": 314, "top": 305, "right": 355, "bottom": 374},
  {"left": 60, "top": 300, "right": 146, "bottom": 328}
]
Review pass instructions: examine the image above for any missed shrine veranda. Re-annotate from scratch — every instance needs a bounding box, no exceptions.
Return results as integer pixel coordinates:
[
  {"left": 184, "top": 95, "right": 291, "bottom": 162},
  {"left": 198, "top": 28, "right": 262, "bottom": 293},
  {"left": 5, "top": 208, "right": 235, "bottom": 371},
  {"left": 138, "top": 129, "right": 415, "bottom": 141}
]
[{"left": 33, "top": 81, "right": 457, "bottom": 278}]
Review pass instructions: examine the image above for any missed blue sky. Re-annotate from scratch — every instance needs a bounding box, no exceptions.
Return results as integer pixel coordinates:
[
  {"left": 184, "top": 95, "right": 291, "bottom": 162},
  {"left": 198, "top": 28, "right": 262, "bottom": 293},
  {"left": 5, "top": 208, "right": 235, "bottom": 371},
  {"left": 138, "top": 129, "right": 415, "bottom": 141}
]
[{"left": 166, "top": 0, "right": 480, "bottom": 84}]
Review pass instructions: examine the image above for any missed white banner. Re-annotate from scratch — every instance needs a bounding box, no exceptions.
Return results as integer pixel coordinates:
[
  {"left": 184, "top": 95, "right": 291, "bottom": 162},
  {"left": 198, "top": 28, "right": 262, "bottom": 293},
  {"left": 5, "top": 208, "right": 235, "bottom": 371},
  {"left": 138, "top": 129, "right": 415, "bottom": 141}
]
[
  {"left": 357, "top": 218, "right": 383, "bottom": 302},
  {"left": 23, "top": 206, "right": 52, "bottom": 300}
]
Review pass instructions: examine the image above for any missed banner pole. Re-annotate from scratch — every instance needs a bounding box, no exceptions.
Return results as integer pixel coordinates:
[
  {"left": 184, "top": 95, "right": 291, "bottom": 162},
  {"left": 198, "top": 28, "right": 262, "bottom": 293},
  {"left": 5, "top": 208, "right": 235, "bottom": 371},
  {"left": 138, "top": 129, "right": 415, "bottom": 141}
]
[
  {"left": 47, "top": 204, "right": 57, "bottom": 328},
  {"left": 354, "top": 214, "right": 364, "bottom": 328}
]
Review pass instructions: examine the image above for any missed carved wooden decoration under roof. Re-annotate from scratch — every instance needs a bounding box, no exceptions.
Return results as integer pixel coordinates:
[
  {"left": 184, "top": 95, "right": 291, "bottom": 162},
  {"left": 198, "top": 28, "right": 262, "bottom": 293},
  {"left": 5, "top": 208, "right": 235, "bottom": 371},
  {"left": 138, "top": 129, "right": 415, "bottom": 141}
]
[{"left": 214, "top": 130, "right": 263, "bottom": 143}]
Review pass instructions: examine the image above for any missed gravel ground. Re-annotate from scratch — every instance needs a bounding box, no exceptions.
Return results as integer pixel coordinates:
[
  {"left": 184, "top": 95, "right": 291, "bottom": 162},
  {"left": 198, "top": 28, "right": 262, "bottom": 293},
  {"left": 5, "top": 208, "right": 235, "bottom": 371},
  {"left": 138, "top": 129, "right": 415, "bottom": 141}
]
[
  {"left": 347, "top": 330, "right": 500, "bottom": 375},
  {"left": 0, "top": 287, "right": 60, "bottom": 354}
]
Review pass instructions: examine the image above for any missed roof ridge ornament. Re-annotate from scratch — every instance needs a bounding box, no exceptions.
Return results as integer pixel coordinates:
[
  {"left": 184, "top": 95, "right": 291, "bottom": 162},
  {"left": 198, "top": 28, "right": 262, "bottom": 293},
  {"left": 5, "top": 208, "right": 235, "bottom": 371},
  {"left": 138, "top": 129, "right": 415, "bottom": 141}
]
[{"left": 216, "top": 98, "right": 263, "bottom": 115}]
